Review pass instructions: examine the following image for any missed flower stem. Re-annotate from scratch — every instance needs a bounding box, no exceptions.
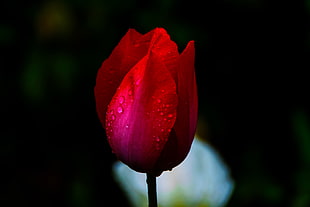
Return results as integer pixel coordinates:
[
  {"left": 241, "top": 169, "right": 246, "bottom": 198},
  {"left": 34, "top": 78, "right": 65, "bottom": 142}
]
[{"left": 146, "top": 173, "right": 158, "bottom": 207}]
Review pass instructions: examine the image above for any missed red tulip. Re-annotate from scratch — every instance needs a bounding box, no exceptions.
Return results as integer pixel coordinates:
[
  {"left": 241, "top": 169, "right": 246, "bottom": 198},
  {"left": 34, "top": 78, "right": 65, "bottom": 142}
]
[{"left": 94, "top": 28, "right": 198, "bottom": 176}]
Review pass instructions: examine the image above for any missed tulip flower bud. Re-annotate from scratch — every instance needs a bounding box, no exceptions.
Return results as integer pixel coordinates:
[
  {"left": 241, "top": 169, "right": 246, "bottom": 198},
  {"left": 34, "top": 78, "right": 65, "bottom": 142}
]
[{"left": 95, "top": 28, "right": 198, "bottom": 176}]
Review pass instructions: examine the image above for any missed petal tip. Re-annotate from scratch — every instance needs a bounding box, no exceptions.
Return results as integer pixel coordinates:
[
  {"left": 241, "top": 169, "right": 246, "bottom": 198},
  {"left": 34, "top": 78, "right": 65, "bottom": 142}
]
[{"left": 182, "top": 40, "right": 195, "bottom": 54}]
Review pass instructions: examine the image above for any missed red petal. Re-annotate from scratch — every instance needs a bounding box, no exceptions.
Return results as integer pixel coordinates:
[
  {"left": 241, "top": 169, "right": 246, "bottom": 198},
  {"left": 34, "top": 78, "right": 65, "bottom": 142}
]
[
  {"left": 95, "top": 29, "right": 155, "bottom": 128},
  {"left": 105, "top": 51, "right": 178, "bottom": 173},
  {"left": 173, "top": 41, "right": 198, "bottom": 165},
  {"left": 152, "top": 42, "right": 197, "bottom": 173}
]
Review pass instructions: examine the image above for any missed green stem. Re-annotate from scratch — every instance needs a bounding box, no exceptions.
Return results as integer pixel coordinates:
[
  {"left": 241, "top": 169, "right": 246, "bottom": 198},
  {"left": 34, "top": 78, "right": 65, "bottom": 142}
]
[{"left": 146, "top": 173, "right": 158, "bottom": 207}]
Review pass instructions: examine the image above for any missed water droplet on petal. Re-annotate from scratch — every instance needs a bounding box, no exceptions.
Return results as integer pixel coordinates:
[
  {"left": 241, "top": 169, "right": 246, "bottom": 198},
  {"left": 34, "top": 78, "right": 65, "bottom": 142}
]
[
  {"left": 125, "top": 124, "right": 129, "bottom": 129},
  {"left": 155, "top": 137, "right": 161, "bottom": 147},
  {"left": 119, "top": 96, "right": 125, "bottom": 104},
  {"left": 161, "top": 89, "right": 165, "bottom": 93},
  {"left": 128, "top": 90, "right": 133, "bottom": 96},
  {"left": 156, "top": 99, "right": 161, "bottom": 103},
  {"left": 155, "top": 137, "right": 161, "bottom": 150},
  {"left": 168, "top": 114, "right": 174, "bottom": 118},
  {"left": 159, "top": 112, "right": 164, "bottom": 116},
  {"left": 111, "top": 115, "right": 116, "bottom": 120},
  {"left": 135, "top": 79, "right": 141, "bottom": 86},
  {"left": 117, "top": 106, "right": 124, "bottom": 114}
]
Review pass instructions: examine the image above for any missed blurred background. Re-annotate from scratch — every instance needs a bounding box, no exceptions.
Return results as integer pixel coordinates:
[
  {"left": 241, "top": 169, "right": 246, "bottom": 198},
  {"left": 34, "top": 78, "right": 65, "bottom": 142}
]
[{"left": 1, "top": 0, "right": 310, "bottom": 206}]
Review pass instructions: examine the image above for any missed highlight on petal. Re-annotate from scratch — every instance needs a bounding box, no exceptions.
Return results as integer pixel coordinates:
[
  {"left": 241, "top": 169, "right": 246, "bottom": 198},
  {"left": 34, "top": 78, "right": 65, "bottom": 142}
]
[
  {"left": 105, "top": 50, "right": 178, "bottom": 174},
  {"left": 113, "top": 137, "right": 234, "bottom": 207},
  {"left": 95, "top": 29, "right": 145, "bottom": 128},
  {"left": 95, "top": 28, "right": 167, "bottom": 128}
]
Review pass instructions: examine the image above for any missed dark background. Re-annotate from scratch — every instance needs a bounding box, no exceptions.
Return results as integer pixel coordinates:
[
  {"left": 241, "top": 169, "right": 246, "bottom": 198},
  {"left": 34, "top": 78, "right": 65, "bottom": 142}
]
[{"left": 1, "top": 0, "right": 310, "bottom": 206}]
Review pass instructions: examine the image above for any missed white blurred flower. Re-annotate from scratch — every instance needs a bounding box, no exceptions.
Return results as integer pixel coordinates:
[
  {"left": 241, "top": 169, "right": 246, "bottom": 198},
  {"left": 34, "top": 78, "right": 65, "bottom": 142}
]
[{"left": 113, "top": 137, "right": 234, "bottom": 207}]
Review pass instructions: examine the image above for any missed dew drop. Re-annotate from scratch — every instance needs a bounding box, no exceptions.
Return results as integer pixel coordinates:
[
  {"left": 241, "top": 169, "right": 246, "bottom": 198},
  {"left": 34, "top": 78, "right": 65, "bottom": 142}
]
[
  {"left": 155, "top": 143, "right": 161, "bottom": 150},
  {"left": 159, "top": 112, "right": 164, "bottom": 116},
  {"left": 160, "top": 128, "right": 164, "bottom": 132},
  {"left": 119, "top": 96, "right": 125, "bottom": 104},
  {"left": 135, "top": 79, "right": 141, "bottom": 86},
  {"left": 107, "top": 135, "right": 111, "bottom": 141},
  {"left": 125, "top": 124, "right": 129, "bottom": 129},
  {"left": 128, "top": 89, "right": 133, "bottom": 96},
  {"left": 111, "top": 115, "right": 116, "bottom": 120},
  {"left": 117, "top": 106, "right": 124, "bottom": 114},
  {"left": 153, "top": 136, "right": 161, "bottom": 150},
  {"left": 161, "top": 89, "right": 165, "bottom": 93},
  {"left": 168, "top": 114, "right": 174, "bottom": 118},
  {"left": 156, "top": 99, "right": 161, "bottom": 103}
]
